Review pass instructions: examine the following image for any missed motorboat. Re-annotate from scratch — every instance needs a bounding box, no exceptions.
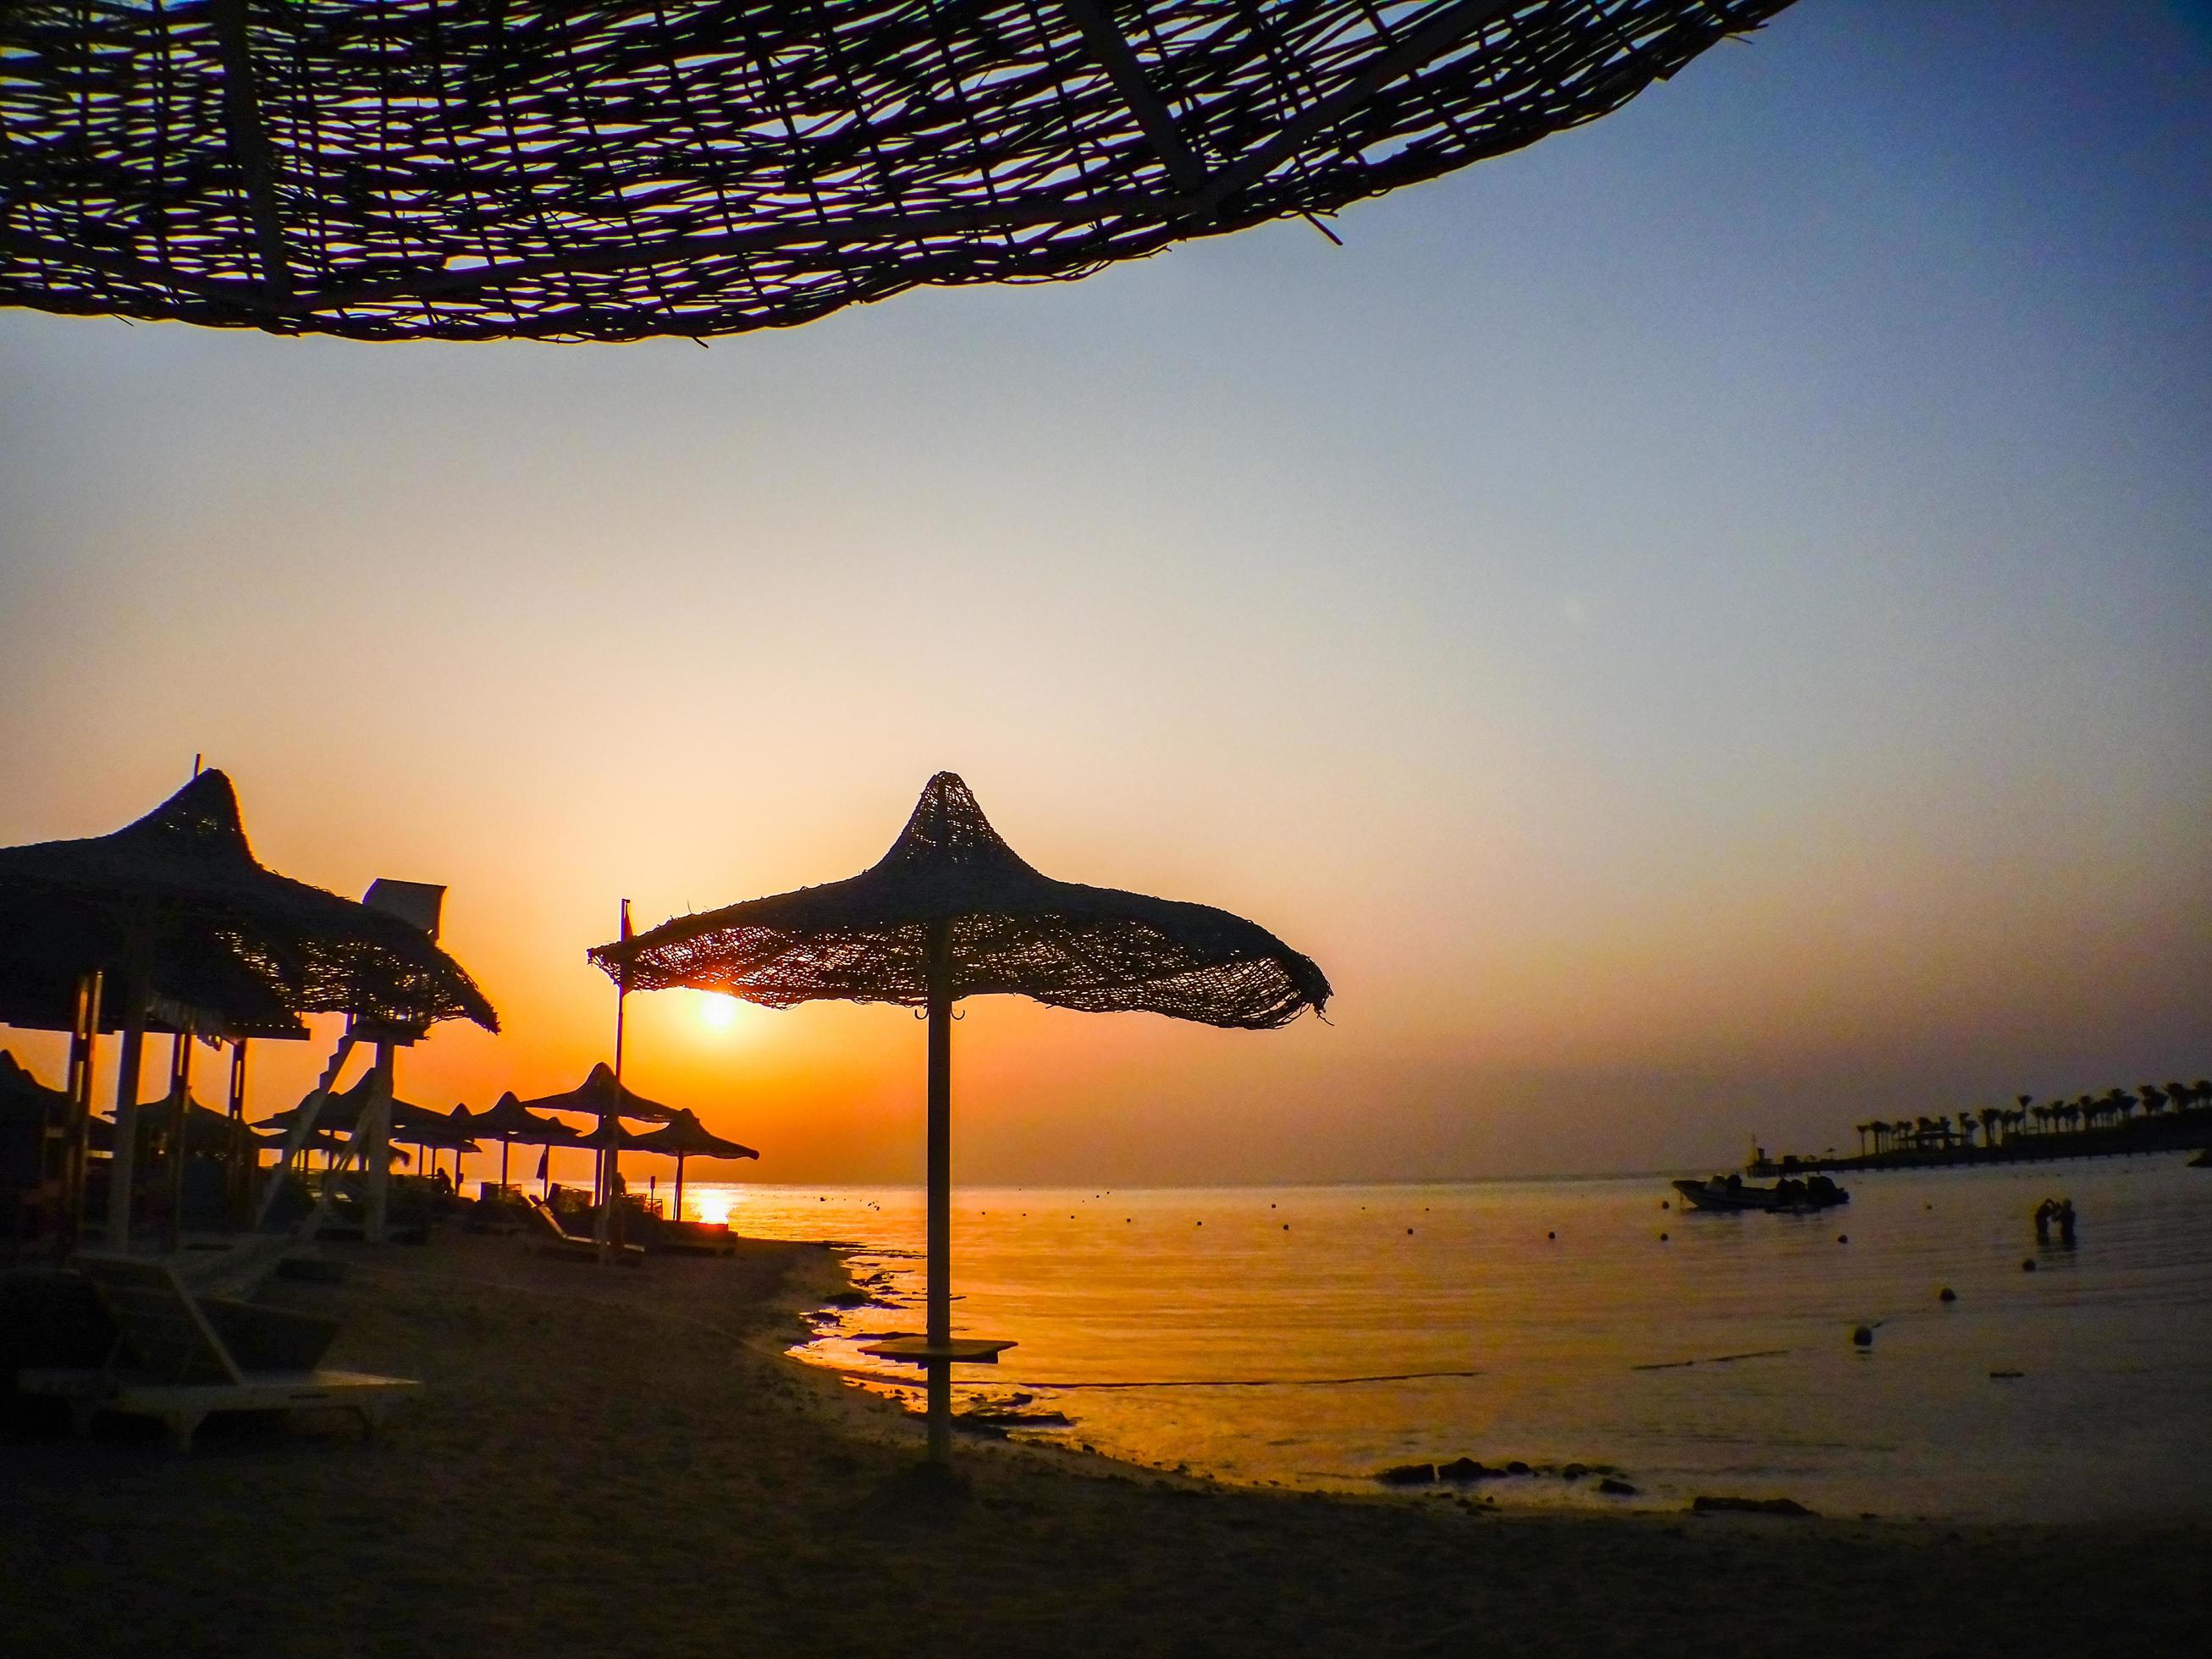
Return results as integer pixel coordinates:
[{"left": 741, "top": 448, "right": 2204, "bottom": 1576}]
[{"left": 1671, "top": 1172, "right": 1849, "bottom": 1214}]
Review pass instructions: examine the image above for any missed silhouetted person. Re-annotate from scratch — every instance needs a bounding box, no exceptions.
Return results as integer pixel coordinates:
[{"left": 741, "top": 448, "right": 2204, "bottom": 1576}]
[
  {"left": 2056, "top": 1198, "right": 2077, "bottom": 1246},
  {"left": 2033, "top": 1199, "right": 2054, "bottom": 1243}
]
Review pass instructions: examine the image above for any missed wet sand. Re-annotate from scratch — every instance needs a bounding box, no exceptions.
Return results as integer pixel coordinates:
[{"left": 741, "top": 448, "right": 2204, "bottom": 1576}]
[{"left": 3, "top": 1231, "right": 2204, "bottom": 1659}]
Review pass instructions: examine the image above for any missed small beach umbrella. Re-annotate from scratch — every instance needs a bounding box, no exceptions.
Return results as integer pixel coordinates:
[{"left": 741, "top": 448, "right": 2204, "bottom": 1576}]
[
  {"left": 510, "top": 1062, "right": 688, "bottom": 1235},
  {"left": 472, "top": 1090, "right": 585, "bottom": 1191},
  {"left": 589, "top": 772, "right": 1327, "bottom": 1462},
  {"left": 630, "top": 1111, "right": 759, "bottom": 1225}
]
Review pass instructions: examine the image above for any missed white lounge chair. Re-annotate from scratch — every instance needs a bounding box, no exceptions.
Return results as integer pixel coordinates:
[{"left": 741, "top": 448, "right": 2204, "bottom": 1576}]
[
  {"left": 527, "top": 1198, "right": 644, "bottom": 1265},
  {"left": 18, "top": 1255, "right": 420, "bottom": 1450}
]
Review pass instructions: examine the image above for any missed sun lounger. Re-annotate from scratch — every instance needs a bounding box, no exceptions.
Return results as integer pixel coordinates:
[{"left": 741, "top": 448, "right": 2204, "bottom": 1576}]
[
  {"left": 16, "top": 1255, "right": 420, "bottom": 1450},
  {"left": 647, "top": 1217, "right": 737, "bottom": 1257},
  {"left": 527, "top": 1199, "right": 644, "bottom": 1265}
]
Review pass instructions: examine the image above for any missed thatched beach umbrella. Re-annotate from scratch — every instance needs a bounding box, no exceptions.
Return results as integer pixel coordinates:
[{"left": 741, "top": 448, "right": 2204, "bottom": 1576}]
[
  {"left": 0, "top": 769, "right": 496, "bottom": 1248},
  {"left": 589, "top": 772, "right": 1327, "bottom": 1462},
  {"left": 0, "top": 2, "right": 1795, "bottom": 342},
  {"left": 630, "top": 1111, "right": 759, "bottom": 1226},
  {"left": 472, "top": 1091, "right": 585, "bottom": 1192},
  {"left": 511, "top": 1062, "right": 687, "bottom": 1239},
  {"left": 0, "top": 771, "right": 495, "bottom": 1033}
]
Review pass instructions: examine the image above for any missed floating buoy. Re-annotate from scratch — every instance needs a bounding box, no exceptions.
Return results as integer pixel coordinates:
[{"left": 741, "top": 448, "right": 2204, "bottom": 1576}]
[
  {"left": 2022, "top": 1259, "right": 2037, "bottom": 1272},
  {"left": 1406, "top": 1227, "right": 1415, "bottom": 1236},
  {"left": 1547, "top": 1231, "right": 1556, "bottom": 1240},
  {"left": 1939, "top": 1287, "right": 1956, "bottom": 1304},
  {"left": 1658, "top": 1232, "right": 1669, "bottom": 1242},
  {"left": 1283, "top": 1224, "right": 1290, "bottom": 1231},
  {"left": 1660, "top": 1200, "right": 1670, "bottom": 1210},
  {"left": 1837, "top": 1234, "right": 1849, "bottom": 1244},
  {"left": 1851, "top": 1326, "right": 1874, "bottom": 1348}
]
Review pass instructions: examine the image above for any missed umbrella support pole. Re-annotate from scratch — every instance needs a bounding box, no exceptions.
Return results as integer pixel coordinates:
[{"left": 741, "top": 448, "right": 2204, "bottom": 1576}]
[
  {"left": 225, "top": 1040, "right": 250, "bottom": 1230},
  {"left": 160, "top": 1029, "right": 192, "bottom": 1254},
  {"left": 363, "top": 1042, "right": 394, "bottom": 1244},
  {"left": 104, "top": 986, "right": 148, "bottom": 1253},
  {"left": 60, "top": 971, "right": 102, "bottom": 1254},
  {"left": 925, "top": 921, "right": 953, "bottom": 1466}
]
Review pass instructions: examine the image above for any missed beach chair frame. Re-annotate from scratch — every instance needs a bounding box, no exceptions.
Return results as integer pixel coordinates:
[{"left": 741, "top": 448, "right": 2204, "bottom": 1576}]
[
  {"left": 526, "top": 1199, "right": 644, "bottom": 1266},
  {"left": 17, "top": 1255, "right": 420, "bottom": 1450}
]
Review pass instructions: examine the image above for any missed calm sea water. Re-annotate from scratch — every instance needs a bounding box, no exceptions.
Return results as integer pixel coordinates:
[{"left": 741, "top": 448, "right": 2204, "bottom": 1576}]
[{"left": 678, "top": 1162, "right": 2212, "bottom": 1522}]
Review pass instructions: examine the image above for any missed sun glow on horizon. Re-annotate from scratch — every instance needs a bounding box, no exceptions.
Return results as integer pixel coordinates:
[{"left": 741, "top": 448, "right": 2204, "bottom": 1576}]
[{"left": 697, "top": 992, "right": 739, "bottom": 1031}]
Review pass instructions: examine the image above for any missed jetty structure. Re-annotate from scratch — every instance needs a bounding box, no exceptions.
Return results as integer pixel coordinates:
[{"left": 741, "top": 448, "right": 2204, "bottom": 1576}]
[
  {"left": 1746, "top": 1079, "right": 2212, "bottom": 1176},
  {"left": 3, "top": 1, "right": 1796, "bottom": 343}
]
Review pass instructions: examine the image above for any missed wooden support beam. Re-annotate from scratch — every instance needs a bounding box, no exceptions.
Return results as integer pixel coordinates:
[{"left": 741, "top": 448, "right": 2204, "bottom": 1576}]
[
  {"left": 1189, "top": 0, "right": 1521, "bottom": 218},
  {"left": 105, "top": 983, "right": 148, "bottom": 1252},
  {"left": 208, "top": 0, "right": 295, "bottom": 305},
  {"left": 1060, "top": 0, "right": 1212, "bottom": 201},
  {"left": 60, "top": 971, "right": 102, "bottom": 1254}
]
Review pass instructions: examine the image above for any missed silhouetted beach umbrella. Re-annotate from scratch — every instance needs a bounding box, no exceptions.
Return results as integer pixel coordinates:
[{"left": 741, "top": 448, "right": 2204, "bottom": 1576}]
[
  {"left": 0, "top": 2, "right": 1796, "bottom": 342},
  {"left": 100, "top": 1097, "right": 284, "bottom": 1158},
  {"left": 0, "top": 771, "right": 495, "bottom": 1245},
  {"left": 588, "top": 771, "right": 1327, "bottom": 1461},
  {"left": 510, "top": 1063, "right": 687, "bottom": 1127},
  {"left": 472, "top": 1090, "right": 585, "bottom": 1189},
  {"left": 631, "top": 1111, "right": 759, "bottom": 1225},
  {"left": 0, "top": 771, "right": 497, "bottom": 1035},
  {"left": 511, "top": 1061, "right": 688, "bottom": 1227}
]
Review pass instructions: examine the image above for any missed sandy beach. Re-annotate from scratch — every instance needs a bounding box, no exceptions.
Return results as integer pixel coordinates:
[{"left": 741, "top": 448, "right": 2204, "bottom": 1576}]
[{"left": 3, "top": 1232, "right": 2204, "bottom": 1659}]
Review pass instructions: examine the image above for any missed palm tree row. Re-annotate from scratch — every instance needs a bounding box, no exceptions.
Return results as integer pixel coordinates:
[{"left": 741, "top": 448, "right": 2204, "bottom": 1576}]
[{"left": 1852, "top": 1078, "right": 2212, "bottom": 1158}]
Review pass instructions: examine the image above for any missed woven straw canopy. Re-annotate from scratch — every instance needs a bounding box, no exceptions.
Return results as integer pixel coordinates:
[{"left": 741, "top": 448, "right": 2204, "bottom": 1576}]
[
  {"left": 262, "top": 1072, "right": 461, "bottom": 1136},
  {"left": 632, "top": 1110, "right": 758, "bottom": 1163},
  {"left": 0, "top": 769, "right": 498, "bottom": 1035},
  {"left": 0, "top": 0, "right": 1793, "bottom": 342},
  {"left": 472, "top": 1089, "right": 585, "bottom": 1146},
  {"left": 588, "top": 772, "right": 1328, "bottom": 1028},
  {"left": 510, "top": 1061, "right": 686, "bottom": 1125}
]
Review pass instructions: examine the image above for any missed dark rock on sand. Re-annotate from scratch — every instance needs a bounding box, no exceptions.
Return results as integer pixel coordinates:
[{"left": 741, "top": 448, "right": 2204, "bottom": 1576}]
[
  {"left": 1505, "top": 1460, "right": 1531, "bottom": 1475},
  {"left": 1376, "top": 1463, "right": 1437, "bottom": 1486},
  {"left": 1851, "top": 1326, "right": 1874, "bottom": 1348},
  {"left": 1597, "top": 1478, "right": 1638, "bottom": 1496},
  {"left": 1437, "top": 1458, "right": 1497, "bottom": 1483},
  {"left": 1561, "top": 1463, "right": 1589, "bottom": 1480},
  {"left": 1692, "top": 1496, "right": 1813, "bottom": 1517}
]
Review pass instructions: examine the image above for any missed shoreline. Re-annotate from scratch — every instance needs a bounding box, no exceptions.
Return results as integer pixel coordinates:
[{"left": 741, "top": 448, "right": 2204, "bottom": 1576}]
[{"left": 3, "top": 1230, "right": 2205, "bottom": 1656}]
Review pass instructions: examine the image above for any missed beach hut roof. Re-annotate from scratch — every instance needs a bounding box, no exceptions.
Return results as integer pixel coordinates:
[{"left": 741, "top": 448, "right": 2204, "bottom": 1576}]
[
  {"left": 510, "top": 1063, "right": 687, "bottom": 1127},
  {"left": 0, "top": 770, "right": 497, "bottom": 1035},
  {"left": 588, "top": 773, "right": 1329, "bottom": 1029},
  {"left": 0, "top": 2, "right": 1795, "bottom": 342},
  {"left": 631, "top": 1111, "right": 759, "bottom": 1164}
]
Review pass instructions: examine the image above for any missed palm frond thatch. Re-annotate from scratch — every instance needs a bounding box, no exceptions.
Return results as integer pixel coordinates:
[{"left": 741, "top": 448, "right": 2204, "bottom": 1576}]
[
  {"left": 509, "top": 1061, "right": 686, "bottom": 1125},
  {"left": 0, "top": 771, "right": 498, "bottom": 1033},
  {"left": 0, "top": 0, "right": 1796, "bottom": 341},
  {"left": 588, "top": 773, "right": 1328, "bottom": 1029}
]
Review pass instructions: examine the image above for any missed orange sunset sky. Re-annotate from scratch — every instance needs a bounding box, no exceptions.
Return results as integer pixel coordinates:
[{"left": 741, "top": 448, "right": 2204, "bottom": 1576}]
[{"left": 3, "top": 3, "right": 2207, "bottom": 1186}]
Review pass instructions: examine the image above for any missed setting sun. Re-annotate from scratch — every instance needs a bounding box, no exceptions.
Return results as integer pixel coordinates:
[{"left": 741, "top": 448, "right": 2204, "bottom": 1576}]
[{"left": 697, "top": 993, "right": 739, "bottom": 1032}]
